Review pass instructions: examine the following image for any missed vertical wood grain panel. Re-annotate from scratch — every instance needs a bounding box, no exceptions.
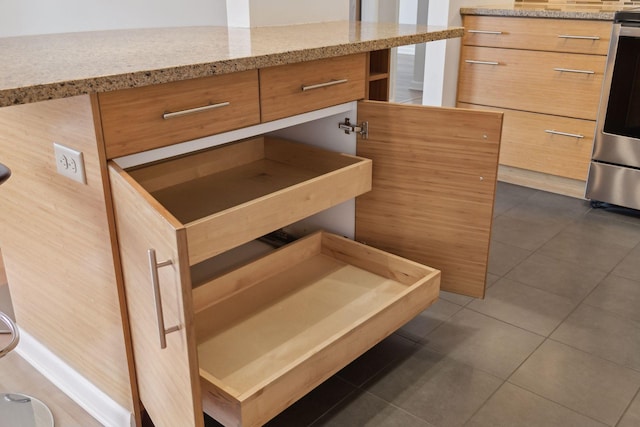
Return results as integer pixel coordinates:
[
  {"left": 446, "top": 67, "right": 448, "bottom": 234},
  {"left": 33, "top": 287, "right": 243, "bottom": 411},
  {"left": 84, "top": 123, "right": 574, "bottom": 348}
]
[
  {"left": 356, "top": 101, "right": 502, "bottom": 298},
  {"left": 0, "top": 96, "right": 135, "bottom": 412},
  {"left": 109, "top": 162, "right": 203, "bottom": 427}
]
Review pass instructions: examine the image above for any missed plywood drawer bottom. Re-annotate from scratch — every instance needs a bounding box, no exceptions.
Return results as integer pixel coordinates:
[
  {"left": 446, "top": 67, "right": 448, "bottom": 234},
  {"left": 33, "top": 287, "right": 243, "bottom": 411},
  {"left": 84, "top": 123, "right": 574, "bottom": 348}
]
[
  {"left": 459, "top": 103, "right": 594, "bottom": 181},
  {"left": 193, "top": 231, "right": 441, "bottom": 427}
]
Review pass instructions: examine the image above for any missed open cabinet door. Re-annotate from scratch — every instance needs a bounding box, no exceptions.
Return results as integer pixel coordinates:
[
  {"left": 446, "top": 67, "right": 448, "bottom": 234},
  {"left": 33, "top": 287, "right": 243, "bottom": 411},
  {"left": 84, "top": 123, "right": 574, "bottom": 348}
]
[
  {"left": 356, "top": 101, "right": 502, "bottom": 298},
  {"left": 109, "top": 163, "right": 204, "bottom": 427}
]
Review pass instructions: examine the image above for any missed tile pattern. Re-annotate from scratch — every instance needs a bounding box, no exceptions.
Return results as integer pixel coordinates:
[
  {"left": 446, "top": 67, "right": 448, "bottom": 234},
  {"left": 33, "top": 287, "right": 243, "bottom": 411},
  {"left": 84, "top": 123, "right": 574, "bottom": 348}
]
[{"left": 204, "top": 182, "right": 640, "bottom": 427}]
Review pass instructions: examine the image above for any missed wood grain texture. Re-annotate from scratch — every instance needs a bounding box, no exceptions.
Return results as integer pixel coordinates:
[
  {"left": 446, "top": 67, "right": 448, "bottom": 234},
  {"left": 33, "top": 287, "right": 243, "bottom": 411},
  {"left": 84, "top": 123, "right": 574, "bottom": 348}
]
[
  {"left": 195, "top": 232, "right": 440, "bottom": 427},
  {"left": 462, "top": 16, "right": 611, "bottom": 55},
  {"left": 498, "top": 165, "right": 587, "bottom": 199},
  {"left": 458, "top": 45, "right": 605, "bottom": 120},
  {"left": 355, "top": 101, "right": 502, "bottom": 298},
  {"left": 260, "top": 54, "right": 367, "bottom": 122},
  {"left": 109, "top": 161, "right": 203, "bottom": 427},
  {"left": 0, "top": 96, "right": 135, "bottom": 412},
  {"left": 99, "top": 70, "right": 260, "bottom": 158},
  {"left": 458, "top": 102, "right": 595, "bottom": 181}
]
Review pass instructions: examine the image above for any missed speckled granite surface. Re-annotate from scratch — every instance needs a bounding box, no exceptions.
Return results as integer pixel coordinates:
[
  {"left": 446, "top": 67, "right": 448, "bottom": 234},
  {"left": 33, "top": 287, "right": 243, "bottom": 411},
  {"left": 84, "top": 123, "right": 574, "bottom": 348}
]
[
  {"left": 460, "top": 3, "right": 626, "bottom": 20},
  {"left": 0, "top": 21, "right": 462, "bottom": 107}
]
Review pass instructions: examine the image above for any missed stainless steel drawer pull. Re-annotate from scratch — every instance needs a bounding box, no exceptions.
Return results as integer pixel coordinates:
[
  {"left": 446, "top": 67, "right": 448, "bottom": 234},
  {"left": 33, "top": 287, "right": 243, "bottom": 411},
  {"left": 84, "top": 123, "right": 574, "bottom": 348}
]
[
  {"left": 558, "top": 35, "right": 600, "bottom": 40},
  {"left": 468, "top": 30, "right": 503, "bottom": 35},
  {"left": 465, "top": 60, "right": 500, "bottom": 66},
  {"left": 545, "top": 129, "right": 585, "bottom": 139},
  {"left": 148, "top": 249, "right": 180, "bottom": 350},
  {"left": 162, "top": 101, "right": 230, "bottom": 120},
  {"left": 301, "top": 79, "right": 348, "bottom": 92},
  {"left": 553, "top": 67, "right": 595, "bottom": 75}
]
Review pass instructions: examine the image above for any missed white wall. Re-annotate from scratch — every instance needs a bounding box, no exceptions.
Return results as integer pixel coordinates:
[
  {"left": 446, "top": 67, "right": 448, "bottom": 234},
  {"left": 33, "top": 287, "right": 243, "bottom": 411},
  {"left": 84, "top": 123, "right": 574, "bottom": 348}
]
[
  {"left": 248, "top": 0, "right": 350, "bottom": 26},
  {"left": 399, "top": 0, "right": 418, "bottom": 24},
  {"left": 0, "top": 0, "right": 228, "bottom": 37}
]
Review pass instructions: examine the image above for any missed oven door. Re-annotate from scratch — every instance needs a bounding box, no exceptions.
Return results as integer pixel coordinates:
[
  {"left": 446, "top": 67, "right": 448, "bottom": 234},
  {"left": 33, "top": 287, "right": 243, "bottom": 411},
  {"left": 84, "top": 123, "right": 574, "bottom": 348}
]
[{"left": 593, "top": 24, "right": 640, "bottom": 168}]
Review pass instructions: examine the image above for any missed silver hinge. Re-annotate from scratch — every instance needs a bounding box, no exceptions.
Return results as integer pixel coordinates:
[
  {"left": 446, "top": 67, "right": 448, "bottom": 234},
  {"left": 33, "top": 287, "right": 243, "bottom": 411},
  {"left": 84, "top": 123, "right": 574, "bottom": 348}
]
[{"left": 338, "top": 118, "right": 368, "bottom": 139}]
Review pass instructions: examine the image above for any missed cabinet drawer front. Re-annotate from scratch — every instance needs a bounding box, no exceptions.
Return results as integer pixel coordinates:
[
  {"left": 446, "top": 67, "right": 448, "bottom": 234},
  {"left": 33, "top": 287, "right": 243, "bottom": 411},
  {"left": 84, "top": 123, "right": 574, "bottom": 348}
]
[
  {"left": 458, "top": 46, "right": 605, "bottom": 120},
  {"left": 459, "top": 103, "right": 594, "bottom": 181},
  {"left": 462, "top": 16, "right": 611, "bottom": 55},
  {"left": 260, "top": 54, "right": 367, "bottom": 122},
  {"left": 194, "top": 231, "right": 440, "bottom": 427},
  {"left": 99, "top": 70, "right": 260, "bottom": 158}
]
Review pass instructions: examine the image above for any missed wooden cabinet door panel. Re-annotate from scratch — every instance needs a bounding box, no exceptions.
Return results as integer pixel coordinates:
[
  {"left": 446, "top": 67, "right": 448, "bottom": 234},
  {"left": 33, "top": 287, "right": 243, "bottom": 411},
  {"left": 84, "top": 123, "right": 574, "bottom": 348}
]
[
  {"left": 109, "top": 162, "right": 203, "bottom": 427},
  {"left": 356, "top": 101, "right": 502, "bottom": 298}
]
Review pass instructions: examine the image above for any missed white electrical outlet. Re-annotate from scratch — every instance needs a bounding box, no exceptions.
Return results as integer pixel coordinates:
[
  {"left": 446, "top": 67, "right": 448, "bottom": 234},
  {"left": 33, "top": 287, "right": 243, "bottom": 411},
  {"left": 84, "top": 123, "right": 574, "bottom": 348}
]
[{"left": 53, "top": 143, "right": 86, "bottom": 184}]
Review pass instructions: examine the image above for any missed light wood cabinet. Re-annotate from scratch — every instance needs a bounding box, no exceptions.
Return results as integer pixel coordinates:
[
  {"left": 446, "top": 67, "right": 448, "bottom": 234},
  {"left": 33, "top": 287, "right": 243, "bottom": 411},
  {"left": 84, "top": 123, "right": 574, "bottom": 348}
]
[
  {"left": 99, "top": 71, "right": 261, "bottom": 159},
  {"left": 457, "top": 15, "right": 610, "bottom": 196},
  {"left": 101, "top": 52, "right": 502, "bottom": 426},
  {"left": 260, "top": 54, "right": 367, "bottom": 122}
]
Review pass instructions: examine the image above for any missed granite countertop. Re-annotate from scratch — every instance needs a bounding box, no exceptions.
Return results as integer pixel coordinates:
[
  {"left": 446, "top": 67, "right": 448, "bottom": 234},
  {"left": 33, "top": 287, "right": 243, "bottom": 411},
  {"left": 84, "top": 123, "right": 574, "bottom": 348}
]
[
  {"left": 0, "top": 21, "right": 461, "bottom": 107},
  {"left": 460, "top": 2, "right": 627, "bottom": 20}
]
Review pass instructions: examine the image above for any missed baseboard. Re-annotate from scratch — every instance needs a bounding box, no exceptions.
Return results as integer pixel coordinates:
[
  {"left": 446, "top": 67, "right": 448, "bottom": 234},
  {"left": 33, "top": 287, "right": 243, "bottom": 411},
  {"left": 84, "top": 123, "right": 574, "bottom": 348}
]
[
  {"left": 498, "top": 165, "right": 587, "bottom": 199},
  {"left": 15, "top": 328, "right": 134, "bottom": 427}
]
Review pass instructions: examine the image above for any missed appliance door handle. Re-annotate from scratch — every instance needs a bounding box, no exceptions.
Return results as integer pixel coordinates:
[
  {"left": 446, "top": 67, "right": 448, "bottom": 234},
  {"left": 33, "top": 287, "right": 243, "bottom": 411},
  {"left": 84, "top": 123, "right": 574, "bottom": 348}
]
[
  {"left": 545, "top": 129, "right": 585, "bottom": 139},
  {"left": 148, "top": 249, "right": 180, "bottom": 349},
  {"left": 558, "top": 34, "right": 600, "bottom": 40},
  {"left": 467, "top": 30, "right": 503, "bottom": 35},
  {"left": 553, "top": 67, "right": 595, "bottom": 75},
  {"left": 465, "top": 60, "right": 500, "bottom": 66}
]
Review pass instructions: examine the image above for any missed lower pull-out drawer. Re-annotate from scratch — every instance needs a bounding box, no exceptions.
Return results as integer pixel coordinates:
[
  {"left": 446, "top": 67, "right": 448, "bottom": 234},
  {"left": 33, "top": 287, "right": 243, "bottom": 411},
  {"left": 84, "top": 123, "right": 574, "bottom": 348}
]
[{"left": 192, "top": 231, "right": 440, "bottom": 427}]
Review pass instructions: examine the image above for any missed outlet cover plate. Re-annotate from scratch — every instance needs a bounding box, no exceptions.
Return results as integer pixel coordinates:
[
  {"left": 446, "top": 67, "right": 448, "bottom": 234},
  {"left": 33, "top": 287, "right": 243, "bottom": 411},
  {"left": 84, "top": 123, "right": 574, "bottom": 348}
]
[{"left": 53, "top": 143, "right": 86, "bottom": 184}]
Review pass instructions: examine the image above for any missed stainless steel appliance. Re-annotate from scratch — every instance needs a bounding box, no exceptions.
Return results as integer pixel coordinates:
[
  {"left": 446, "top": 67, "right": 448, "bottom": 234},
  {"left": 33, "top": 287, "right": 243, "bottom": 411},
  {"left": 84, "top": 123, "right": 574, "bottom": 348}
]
[{"left": 586, "top": 9, "right": 640, "bottom": 210}]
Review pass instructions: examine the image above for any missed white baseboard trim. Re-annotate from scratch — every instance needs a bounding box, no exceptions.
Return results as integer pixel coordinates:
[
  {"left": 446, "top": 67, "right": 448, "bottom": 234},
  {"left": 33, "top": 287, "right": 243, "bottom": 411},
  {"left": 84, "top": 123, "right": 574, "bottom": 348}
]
[{"left": 15, "top": 328, "right": 134, "bottom": 427}]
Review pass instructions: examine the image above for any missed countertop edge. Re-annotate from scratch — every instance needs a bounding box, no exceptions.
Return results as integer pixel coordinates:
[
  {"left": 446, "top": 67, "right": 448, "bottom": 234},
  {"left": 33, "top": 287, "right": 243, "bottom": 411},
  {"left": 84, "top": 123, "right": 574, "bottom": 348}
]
[
  {"left": 460, "top": 7, "right": 616, "bottom": 21},
  {"left": 0, "top": 27, "right": 462, "bottom": 108}
]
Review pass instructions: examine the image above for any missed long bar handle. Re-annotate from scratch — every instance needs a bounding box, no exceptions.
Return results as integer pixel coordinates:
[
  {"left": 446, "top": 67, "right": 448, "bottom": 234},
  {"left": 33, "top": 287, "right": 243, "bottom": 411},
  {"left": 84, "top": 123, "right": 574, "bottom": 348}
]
[
  {"left": 301, "top": 79, "right": 348, "bottom": 92},
  {"left": 558, "top": 34, "right": 600, "bottom": 40},
  {"left": 553, "top": 67, "right": 595, "bottom": 75},
  {"left": 465, "top": 60, "right": 500, "bottom": 66},
  {"left": 148, "top": 249, "right": 179, "bottom": 350},
  {"left": 468, "top": 30, "right": 503, "bottom": 35},
  {"left": 162, "top": 101, "right": 230, "bottom": 120},
  {"left": 0, "top": 311, "right": 19, "bottom": 358},
  {"left": 545, "top": 129, "right": 585, "bottom": 139}
]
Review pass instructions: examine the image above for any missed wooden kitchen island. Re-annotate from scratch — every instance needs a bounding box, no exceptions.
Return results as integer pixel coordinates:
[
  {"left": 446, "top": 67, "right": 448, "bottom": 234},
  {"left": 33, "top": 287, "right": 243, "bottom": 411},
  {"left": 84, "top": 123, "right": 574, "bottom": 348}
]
[{"left": 0, "top": 21, "right": 503, "bottom": 427}]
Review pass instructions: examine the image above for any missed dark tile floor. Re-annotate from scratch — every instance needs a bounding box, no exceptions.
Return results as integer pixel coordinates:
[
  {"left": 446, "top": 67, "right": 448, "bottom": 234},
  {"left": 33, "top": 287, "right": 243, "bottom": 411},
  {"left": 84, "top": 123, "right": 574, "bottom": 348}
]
[{"left": 205, "top": 182, "right": 640, "bottom": 427}]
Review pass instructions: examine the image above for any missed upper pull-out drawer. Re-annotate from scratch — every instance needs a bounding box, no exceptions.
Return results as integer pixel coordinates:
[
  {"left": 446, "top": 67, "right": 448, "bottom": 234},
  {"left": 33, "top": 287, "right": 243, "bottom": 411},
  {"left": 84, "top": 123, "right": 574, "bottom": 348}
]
[
  {"left": 110, "top": 136, "right": 372, "bottom": 265},
  {"left": 462, "top": 16, "right": 611, "bottom": 55},
  {"left": 260, "top": 54, "right": 367, "bottom": 122},
  {"left": 99, "top": 70, "right": 261, "bottom": 159},
  {"left": 458, "top": 46, "right": 605, "bottom": 120}
]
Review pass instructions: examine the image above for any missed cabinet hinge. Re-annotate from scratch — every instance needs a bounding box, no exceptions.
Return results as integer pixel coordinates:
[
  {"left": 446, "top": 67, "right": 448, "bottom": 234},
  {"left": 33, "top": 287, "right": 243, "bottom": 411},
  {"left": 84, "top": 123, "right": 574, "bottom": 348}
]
[{"left": 338, "top": 118, "right": 368, "bottom": 139}]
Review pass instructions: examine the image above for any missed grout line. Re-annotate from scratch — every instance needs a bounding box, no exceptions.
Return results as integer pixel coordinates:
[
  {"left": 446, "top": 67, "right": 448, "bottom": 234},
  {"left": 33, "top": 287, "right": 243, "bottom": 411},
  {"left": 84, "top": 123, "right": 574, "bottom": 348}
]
[{"left": 615, "top": 385, "right": 640, "bottom": 427}]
